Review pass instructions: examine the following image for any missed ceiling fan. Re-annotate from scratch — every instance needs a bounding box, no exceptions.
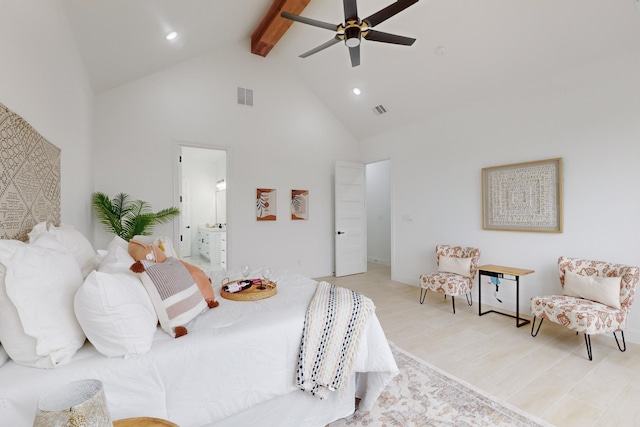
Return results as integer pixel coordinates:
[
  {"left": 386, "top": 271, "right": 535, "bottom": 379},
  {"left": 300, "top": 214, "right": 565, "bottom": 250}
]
[{"left": 281, "top": 0, "right": 419, "bottom": 67}]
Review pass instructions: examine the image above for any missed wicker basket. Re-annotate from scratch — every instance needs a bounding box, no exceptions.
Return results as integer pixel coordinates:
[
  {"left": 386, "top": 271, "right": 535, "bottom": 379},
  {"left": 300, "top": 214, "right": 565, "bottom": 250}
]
[{"left": 220, "top": 278, "right": 277, "bottom": 301}]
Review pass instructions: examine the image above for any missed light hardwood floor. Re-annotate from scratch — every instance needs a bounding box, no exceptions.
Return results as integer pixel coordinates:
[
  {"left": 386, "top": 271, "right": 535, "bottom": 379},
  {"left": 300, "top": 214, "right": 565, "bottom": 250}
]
[{"left": 315, "top": 263, "right": 640, "bottom": 427}]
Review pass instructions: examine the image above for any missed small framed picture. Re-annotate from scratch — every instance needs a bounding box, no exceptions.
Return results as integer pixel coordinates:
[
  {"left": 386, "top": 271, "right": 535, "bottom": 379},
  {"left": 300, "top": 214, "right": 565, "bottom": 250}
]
[
  {"left": 291, "top": 190, "right": 309, "bottom": 220},
  {"left": 257, "top": 188, "right": 276, "bottom": 221}
]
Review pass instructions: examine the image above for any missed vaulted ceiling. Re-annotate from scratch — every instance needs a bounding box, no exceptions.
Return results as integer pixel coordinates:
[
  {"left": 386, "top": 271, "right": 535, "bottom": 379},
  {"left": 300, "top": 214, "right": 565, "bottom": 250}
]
[{"left": 61, "top": 0, "right": 640, "bottom": 139}]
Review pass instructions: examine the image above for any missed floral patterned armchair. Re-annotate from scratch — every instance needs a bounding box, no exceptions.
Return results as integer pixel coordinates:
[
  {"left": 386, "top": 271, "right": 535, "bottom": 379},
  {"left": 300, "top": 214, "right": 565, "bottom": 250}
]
[
  {"left": 419, "top": 245, "right": 481, "bottom": 314},
  {"left": 531, "top": 257, "right": 640, "bottom": 360}
]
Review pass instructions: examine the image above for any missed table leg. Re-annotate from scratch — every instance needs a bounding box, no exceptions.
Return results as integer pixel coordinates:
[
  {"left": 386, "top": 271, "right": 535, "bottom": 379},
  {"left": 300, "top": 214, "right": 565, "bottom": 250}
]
[
  {"left": 478, "top": 270, "right": 530, "bottom": 328},
  {"left": 478, "top": 272, "right": 482, "bottom": 316},
  {"left": 516, "top": 277, "right": 520, "bottom": 328}
]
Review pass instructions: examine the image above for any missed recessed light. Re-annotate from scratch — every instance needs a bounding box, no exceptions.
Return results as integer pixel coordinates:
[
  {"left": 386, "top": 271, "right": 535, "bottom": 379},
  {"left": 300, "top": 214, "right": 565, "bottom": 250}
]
[
  {"left": 353, "top": 88, "right": 361, "bottom": 95},
  {"left": 166, "top": 31, "right": 178, "bottom": 40}
]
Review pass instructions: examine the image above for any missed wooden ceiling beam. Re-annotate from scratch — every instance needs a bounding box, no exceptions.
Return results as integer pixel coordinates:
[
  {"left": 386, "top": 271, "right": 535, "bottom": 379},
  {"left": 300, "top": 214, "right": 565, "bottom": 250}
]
[{"left": 251, "top": 0, "right": 311, "bottom": 57}]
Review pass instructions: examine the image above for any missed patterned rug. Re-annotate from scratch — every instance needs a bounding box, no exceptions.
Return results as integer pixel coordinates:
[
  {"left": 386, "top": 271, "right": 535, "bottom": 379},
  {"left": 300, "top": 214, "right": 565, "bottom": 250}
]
[{"left": 330, "top": 343, "right": 554, "bottom": 427}]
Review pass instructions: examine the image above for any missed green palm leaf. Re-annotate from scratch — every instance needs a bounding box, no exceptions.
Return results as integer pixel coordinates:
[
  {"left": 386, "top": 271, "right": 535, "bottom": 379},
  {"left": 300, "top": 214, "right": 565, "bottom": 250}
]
[{"left": 92, "top": 192, "right": 180, "bottom": 241}]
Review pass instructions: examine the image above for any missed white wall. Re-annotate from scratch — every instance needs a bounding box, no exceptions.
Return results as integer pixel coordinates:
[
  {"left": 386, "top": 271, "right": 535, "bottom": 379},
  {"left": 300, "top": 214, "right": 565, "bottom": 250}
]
[
  {"left": 360, "top": 51, "right": 640, "bottom": 342},
  {"left": 93, "top": 42, "right": 360, "bottom": 278},
  {"left": 0, "top": 0, "right": 94, "bottom": 238},
  {"left": 366, "top": 160, "right": 391, "bottom": 265}
]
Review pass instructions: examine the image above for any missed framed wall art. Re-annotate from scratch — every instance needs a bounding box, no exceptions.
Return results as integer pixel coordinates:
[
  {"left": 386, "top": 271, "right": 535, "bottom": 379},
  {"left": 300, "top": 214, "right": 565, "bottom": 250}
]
[
  {"left": 482, "top": 158, "right": 563, "bottom": 232},
  {"left": 291, "top": 190, "right": 309, "bottom": 220},
  {"left": 0, "top": 103, "right": 60, "bottom": 241},
  {"left": 256, "top": 188, "right": 276, "bottom": 221}
]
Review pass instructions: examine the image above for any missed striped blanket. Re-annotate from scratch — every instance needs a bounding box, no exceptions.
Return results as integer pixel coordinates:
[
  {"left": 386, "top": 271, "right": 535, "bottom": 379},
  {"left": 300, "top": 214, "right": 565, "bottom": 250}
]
[{"left": 296, "top": 281, "right": 375, "bottom": 398}]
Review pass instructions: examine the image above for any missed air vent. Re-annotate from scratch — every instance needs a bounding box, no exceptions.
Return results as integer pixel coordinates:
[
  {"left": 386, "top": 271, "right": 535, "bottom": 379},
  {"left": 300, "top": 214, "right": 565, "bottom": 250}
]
[
  {"left": 237, "top": 87, "right": 254, "bottom": 106},
  {"left": 373, "top": 104, "right": 387, "bottom": 115}
]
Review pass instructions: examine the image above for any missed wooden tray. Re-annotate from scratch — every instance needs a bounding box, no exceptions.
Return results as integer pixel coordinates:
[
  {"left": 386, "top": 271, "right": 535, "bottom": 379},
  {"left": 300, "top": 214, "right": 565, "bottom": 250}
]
[
  {"left": 113, "top": 417, "right": 178, "bottom": 427},
  {"left": 220, "top": 279, "right": 277, "bottom": 301}
]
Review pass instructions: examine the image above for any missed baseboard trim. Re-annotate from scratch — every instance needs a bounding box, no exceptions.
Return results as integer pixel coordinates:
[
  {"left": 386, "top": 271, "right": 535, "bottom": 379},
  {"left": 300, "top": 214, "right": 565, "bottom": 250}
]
[
  {"left": 618, "top": 327, "right": 640, "bottom": 345},
  {"left": 367, "top": 257, "right": 390, "bottom": 266},
  {"left": 392, "top": 274, "right": 420, "bottom": 286}
]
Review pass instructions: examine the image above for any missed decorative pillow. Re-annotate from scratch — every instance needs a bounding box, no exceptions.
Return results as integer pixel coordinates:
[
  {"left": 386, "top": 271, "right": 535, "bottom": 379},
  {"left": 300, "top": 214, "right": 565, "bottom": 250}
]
[
  {"left": 133, "top": 257, "right": 208, "bottom": 338},
  {"left": 128, "top": 238, "right": 218, "bottom": 308},
  {"left": 153, "top": 236, "right": 179, "bottom": 258},
  {"left": 29, "top": 222, "right": 97, "bottom": 278},
  {"left": 563, "top": 271, "right": 621, "bottom": 309},
  {"left": 438, "top": 256, "right": 473, "bottom": 278},
  {"left": 128, "top": 239, "right": 168, "bottom": 264},
  {"left": 130, "top": 235, "right": 178, "bottom": 259},
  {"left": 75, "top": 270, "right": 158, "bottom": 358},
  {"left": 0, "top": 235, "right": 85, "bottom": 368},
  {"left": 181, "top": 260, "right": 219, "bottom": 308}
]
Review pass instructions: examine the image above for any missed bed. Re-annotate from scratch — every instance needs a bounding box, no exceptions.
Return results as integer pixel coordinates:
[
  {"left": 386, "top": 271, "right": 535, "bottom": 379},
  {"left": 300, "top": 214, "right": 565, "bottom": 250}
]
[
  {"left": 0, "top": 267, "right": 397, "bottom": 426},
  {"left": 0, "top": 102, "right": 398, "bottom": 426}
]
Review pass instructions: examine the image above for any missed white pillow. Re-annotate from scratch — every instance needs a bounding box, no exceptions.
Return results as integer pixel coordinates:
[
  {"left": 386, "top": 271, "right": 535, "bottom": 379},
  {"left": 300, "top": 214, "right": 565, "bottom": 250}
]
[
  {"left": 98, "top": 236, "right": 135, "bottom": 274},
  {"left": 136, "top": 257, "right": 208, "bottom": 338},
  {"left": 563, "top": 271, "right": 621, "bottom": 309},
  {"left": 0, "top": 257, "right": 39, "bottom": 366},
  {"left": 75, "top": 271, "right": 157, "bottom": 357},
  {"left": 0, "top": 235, "right": 86, "bottom": 368},
  {"left": 0, "top": 260, "right": 11, "bottom": 369},
  {"left": 438, "top": 256, "right": 473, "bottom": 278},
  {"left": 0, "top": 343, "right": 8, "bottom": 367},
  {"left": 29, "top": 222, "right": 97, "bottom": 278},
  {"left": 95, "top": 235, "right": 128, "bottom": 266},
  {"left": 27, "top": 221, "right": 50, "bottom": 240}
]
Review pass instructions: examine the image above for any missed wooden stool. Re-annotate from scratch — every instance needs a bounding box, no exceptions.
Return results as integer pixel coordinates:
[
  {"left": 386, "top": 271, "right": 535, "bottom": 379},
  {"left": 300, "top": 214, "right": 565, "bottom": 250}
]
[{"left": 113, "top": 417, "right": 179, "bottom": 427}]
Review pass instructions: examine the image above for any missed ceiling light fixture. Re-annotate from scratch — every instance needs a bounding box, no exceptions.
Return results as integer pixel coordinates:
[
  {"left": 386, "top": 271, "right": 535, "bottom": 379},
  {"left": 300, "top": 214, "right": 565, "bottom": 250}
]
[
  {"left": 166, "top": 31, "right": 178, "bottom": 40},
  {"left": 344, "top": 25, "right": 361, "bottom": 48},
  {"left": 353, "top": 88, "right": 361, "bottom": 95}
]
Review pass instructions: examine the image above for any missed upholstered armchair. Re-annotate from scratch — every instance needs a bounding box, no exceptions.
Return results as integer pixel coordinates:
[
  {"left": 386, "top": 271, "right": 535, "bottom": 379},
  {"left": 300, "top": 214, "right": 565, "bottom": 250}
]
[
  {"left": 531, "top": 257, "right": 640, "bottom": 361},
  {"left": 419, "top": 245, "right": 481, "bottom": 313}
]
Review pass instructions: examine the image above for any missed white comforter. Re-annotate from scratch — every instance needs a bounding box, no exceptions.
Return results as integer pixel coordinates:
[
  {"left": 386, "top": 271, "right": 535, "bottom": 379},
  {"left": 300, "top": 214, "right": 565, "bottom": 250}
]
[{"left": 0, "top": 270, "right": 397, "bottom": 427}]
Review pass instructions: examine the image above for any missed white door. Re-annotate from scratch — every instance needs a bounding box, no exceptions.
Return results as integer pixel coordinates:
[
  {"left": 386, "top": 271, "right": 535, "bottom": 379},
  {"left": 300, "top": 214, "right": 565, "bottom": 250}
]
[
  {"left": 335, "top": 161, "right": 366, "bottom": 277},
  {"left": 179, "top": 178, "right": 192, "bottom": 257}
]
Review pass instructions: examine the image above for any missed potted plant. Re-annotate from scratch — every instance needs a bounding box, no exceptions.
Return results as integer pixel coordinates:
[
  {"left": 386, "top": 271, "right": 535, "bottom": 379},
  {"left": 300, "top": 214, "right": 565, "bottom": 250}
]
[{"left": 91, "top": 192, "right": 180, "bottom": 241}]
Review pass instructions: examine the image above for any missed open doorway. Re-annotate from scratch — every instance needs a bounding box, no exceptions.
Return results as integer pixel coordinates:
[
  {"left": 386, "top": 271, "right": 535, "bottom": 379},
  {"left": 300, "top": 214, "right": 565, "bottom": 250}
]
[
  {"left": 177, "top": 145, "right": 227, "bottom": 272},
  {"left": 365, "top": 159, "right": 391, "bottom": 279}
]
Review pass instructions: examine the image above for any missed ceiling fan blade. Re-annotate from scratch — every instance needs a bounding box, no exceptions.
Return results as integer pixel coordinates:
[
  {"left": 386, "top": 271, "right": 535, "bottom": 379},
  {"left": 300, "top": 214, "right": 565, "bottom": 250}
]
[
  {"left": 299, "top": 36, "right": 342, "bottom": 58},
  {"left": 349, "top": 45, "right": 361, "bottom": 67},
  {"left": 364, "top": 29, "right": 416, "bottom": 46},
  {"left": 281, "top": 11, "right": 338, "bottom": 31},
  {"left": 363, "top": 0, "right": 419, "bottom": 28},
  {"left": 343, "top": 0, "right": 358, "bottom": 21}
]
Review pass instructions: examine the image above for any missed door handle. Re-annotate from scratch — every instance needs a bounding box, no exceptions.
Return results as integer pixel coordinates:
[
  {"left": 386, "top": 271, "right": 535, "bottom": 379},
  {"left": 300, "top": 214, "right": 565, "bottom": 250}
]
[{"left": 336, "top": 231, "right": 345, "bottom": 235}]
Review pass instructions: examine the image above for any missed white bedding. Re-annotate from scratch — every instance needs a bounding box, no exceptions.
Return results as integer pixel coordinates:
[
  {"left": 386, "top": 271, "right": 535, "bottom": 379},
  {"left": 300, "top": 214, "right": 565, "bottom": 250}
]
[{"left": 0, "top": 269, "right": 397, "bottom": 427}]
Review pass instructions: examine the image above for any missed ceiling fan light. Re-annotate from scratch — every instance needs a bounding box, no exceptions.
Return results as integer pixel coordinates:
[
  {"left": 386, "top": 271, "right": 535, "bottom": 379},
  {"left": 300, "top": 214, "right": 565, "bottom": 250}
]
[{"left": 344, "top": 26, "right": 361, "bottom": 47}]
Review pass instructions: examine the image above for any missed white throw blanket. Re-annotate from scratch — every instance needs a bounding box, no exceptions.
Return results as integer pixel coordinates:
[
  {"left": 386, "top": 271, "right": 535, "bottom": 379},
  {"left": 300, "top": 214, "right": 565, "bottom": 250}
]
[{"left": 296, "top": 281, "right": 375, "bottom": 398}]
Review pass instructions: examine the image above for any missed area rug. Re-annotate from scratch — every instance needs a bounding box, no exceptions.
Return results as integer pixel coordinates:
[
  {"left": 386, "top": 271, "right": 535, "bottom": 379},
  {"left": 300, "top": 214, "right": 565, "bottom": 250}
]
[{"left": 329, "top": 343, "right": 553, "bottom": 427}]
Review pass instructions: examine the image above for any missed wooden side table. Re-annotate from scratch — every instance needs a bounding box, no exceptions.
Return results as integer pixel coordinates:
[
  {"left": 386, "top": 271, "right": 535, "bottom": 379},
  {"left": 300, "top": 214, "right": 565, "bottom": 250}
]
[
  {"left": 113, "top": 417, "right": 179, "bottom": 427},
  {"left": 477, "top": 264, "right": 534, "bottom": 328}
]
